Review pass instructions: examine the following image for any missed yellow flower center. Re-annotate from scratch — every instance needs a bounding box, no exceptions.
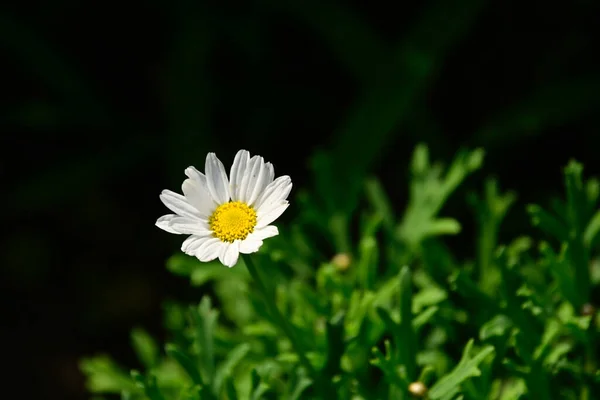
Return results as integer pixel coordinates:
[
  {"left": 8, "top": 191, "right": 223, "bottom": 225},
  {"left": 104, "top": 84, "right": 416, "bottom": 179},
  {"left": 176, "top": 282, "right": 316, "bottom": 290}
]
[{"left": 209, "top": 201, "right": 257, "bottom": 242}]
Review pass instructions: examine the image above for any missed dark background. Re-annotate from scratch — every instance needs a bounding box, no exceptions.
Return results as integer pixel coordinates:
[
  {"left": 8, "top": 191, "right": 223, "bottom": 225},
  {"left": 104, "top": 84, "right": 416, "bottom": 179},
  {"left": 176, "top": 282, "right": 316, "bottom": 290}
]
[{"left": 2, "top": 1, "right": 599, "bottom": 399}]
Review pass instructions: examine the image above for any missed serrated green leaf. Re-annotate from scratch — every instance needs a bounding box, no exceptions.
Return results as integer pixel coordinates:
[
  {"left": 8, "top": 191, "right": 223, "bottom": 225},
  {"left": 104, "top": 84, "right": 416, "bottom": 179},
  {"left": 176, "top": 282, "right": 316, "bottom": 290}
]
[
  {"left": 479, "top": 315, "right": 513, "bottom": 340},
  {"left": 398, "top": 146, "right": 484, "bottom": 247},
  {"left": 428, "top": 340, "right": 495, "bottom": 399}
]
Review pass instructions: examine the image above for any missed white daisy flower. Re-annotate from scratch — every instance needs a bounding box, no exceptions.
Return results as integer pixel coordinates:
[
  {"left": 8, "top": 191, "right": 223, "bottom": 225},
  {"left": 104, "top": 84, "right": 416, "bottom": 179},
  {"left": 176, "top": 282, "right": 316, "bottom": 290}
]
[{"left": 156, "top": 149, "right": 292, "bottom": 267}]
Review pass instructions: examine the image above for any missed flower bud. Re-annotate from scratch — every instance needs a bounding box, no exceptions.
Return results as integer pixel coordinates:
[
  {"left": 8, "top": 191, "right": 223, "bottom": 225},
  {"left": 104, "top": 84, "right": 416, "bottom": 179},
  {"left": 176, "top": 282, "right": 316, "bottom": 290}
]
[
  {"left": 408, "top": 381, "right": 428, "bottom": 397},
  {"left": 332, "top": 253, "right": 352, "bottom": 271}
]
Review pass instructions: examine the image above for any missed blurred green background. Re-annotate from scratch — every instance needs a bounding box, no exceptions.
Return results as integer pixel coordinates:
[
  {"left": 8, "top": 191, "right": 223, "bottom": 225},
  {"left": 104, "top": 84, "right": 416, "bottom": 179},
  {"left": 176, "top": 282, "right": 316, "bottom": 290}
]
[{"left": 2, "top": 0, "right": 599, "bottom": 399}]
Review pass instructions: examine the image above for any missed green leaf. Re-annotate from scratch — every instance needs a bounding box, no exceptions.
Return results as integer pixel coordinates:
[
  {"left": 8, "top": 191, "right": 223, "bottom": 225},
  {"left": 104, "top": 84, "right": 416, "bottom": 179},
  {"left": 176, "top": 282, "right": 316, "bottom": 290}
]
[
  {"left": 527, "top": 204, "right": 567, "bottom": 242},
  {"left": 329, "top": 212, "right": 352, "bottom": 253},
  {"left": 131, "top": 328, "right": 159, "bottom": 369},
  {"left": 370, "top": 340, "right": 410, "bottom": 391},
  {"left": 289, "top": 376, "right": 313, "bottom": 400},
  {"left": 360, "top": 211, "right": 384, "bottom": 240},
  {"left": 323, "top": 312, "right": 345, "bottom": 377},
  {"left": 426, "top": 218, "right": 462, "bottom": 236},
  {"left": 213, "top": 343, "right": 251, "bottom": 395},
  {"left": 584, "top": 210, "right": 600, "bottom": 247},
  {"left": 398, "top": 146, "right": 484, "bottom": 247},
  {"left": 398, "top": 266, "right": 418, "bottom": 381},
  {"left": 345, "top": 290, "right": 376, "bottom": 339},
  {"left": 375, "top": 306, "right": 399, "bottom": 342},
  {"left": 543, "top": 342, "right": 573, "bottom": 368},
  {"left": 372, "top": 271, "right": 402, "bottom": 308},
  {"left": 80, "top": 356, "right": 137, "bottom": 394},
  {"left": 412, "top": 144, "right": 430, "bottom": 175},
  {"left": 250, "top": 369, "right": 270, "bottom": 400},
  {"left": 412, "top": 306, "right": 439, "bottom": 331},
  {"left": 215, "top": 279, "right": 253, "bottom": 326},
  {"left": 223, "top": 376, "right": 237, "bottom": 400},
  {"left": 364, "top": 178, "right": 395, "bottom": 232},
  {"left": 586, "top": 178, "right": 599, "bottom": 208},
  {"left": 194, "top": 297, "right": 218, "bottom": 383},
  {"left": 243, "top": 321, "right": 278, "bottom": 337},
  {"left": 539, "top": 242, "right": 579, "bottom": 308},
  {"left": 448, "top": 271, "right": 499, "bottom": 314},
  {"left": 191, "top": 261, "right": 248, "bottom": 285},
  {"left": 428, "top": 339, "right": 495, "bottom": 399},
  {"left": 357, "top": 236, "right": 378, "bottom": 290},
  {"left": 563, "top": 160, "right": 592, "bottom": 305},
  {"left": 533, "top": 319, "right": 561, "bottom": 361},
  {"left": 470, "top": 179, "right": 517, "bottom": 294},
  {"left": 165, "top": 344, "right": 204, "bottom": 387},
  {"left": 131, "top": 371, "right": 167, "bottom": 400},
  {"left": 479, "top": 315, "right": 513, "bottom": 340},
  {"left": 564, "top": 160, "right": 588, "bottom": 233},
  {"left": 413, "top": 286, "right": 448, "bottom": 313},
  {"left": 166, "top": 253, "right": 201, "bottom": 277},
  {"left": 491, "top": 378, "right": 527, "bottom": 400}
]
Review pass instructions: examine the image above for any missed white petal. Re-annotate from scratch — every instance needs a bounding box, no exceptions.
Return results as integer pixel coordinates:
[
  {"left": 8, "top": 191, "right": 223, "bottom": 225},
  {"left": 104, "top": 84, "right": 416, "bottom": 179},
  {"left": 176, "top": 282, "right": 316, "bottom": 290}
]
[
  {"left": 264, "top": 162, "right": 275, "bottom": 188},
  {"left": 196, "top": 238, "right": 223, "bottom": 262},
  {"left": 229, "top": 150, "right": 250, "bottom": 201},
  {"left": 239, "top": 226, "right": 279, "bottom": 254},
  {"left": 236, "top": 156, "right": 255, "bottom": 203},
  {"left": 156, "top": 214, "right": 181, "bottom": 234},
  {"left": 182, "top": 178, "right": 216, "bottom": 217},
  {"left": 219, "top": 241, "right": 240, "bottom": 267},
  {"left": 160, "top": 190, "right": 200, "bottom": 219},
  {"left": 239, "top": 237, "right": 263, "bottom": 254},
  {"left": 256, "top": 202, "right": 289, "bottom": 228},
  {"left": 168, "top": 216, "right": 212, "bottom": 235},
  {"left": 245, "top": 156, "right": 271, "bottom": 206},
  {"left": 238, "top": 156, "right": 258, "bottom": 203},
  {"left": 205, "top": 152, "right": 230, "bottom": 204},
  {"left": 252, "top": 225, "right": 279, "bottom": 240},
  {"left": 185, "top": 166, "right": 204, "bottom": 182},
  {"left": 255, "top": 175, "right": 292, "bottom": 214},
  {"left": 181, "top": 235, "right": 211, "bottom": 255}
]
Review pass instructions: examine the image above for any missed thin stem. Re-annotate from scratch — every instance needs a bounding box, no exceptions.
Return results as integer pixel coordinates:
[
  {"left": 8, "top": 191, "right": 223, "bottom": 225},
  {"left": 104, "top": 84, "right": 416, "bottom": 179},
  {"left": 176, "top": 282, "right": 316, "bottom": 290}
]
[{"left": 242, "top": 254, "right": 316, "bottom": 377}]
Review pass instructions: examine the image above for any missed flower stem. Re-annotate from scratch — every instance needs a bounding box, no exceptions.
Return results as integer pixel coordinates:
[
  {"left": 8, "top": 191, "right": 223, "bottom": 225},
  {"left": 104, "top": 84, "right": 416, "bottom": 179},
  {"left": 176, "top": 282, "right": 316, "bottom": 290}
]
[{"left": 242, "top": 254, "right": 316, "bottom": 377}]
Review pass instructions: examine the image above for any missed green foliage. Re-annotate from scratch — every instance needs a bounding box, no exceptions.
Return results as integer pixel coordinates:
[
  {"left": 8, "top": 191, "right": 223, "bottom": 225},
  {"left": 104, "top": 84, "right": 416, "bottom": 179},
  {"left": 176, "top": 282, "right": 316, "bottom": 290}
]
[{"left": 82, "top": 146, "right": 600, "bottom": 399}]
